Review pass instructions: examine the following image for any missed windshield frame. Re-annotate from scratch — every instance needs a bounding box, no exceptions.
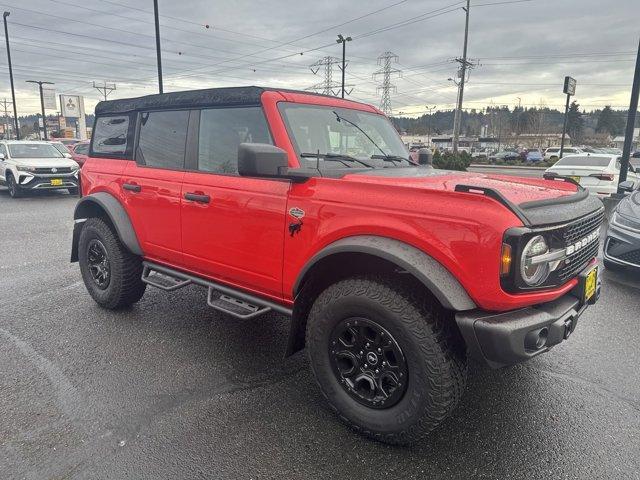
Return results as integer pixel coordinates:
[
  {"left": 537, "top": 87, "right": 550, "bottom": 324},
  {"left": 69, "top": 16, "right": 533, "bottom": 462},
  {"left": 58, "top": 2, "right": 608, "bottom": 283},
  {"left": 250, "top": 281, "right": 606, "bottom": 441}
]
[
  {"left": 8, "top": 143, "right": 64, "bottom": 159},
  {"left": 277, "top": 102, "right": 410, "bottom": 170}
]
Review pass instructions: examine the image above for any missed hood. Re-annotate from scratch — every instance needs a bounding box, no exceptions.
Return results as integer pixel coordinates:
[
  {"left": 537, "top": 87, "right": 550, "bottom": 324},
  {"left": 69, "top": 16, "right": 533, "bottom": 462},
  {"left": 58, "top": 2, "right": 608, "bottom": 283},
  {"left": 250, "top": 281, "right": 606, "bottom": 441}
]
[
  {"left": 346, "top": 167, "right": 578, "bottom": 205},
  {"left": 10, "top": 157, "right": 79, "bottom": 169},
  {"left": 617, "top": 190, "right": 640, "bottom": 219},
  {"left": 345, "top": 167, "right": 603, "bottom": 226}
]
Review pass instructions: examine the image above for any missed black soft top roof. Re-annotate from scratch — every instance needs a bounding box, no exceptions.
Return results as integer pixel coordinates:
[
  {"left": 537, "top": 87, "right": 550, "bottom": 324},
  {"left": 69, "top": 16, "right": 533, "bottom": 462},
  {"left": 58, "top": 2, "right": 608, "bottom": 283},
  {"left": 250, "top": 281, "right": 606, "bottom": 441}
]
[
  {"left": 94, "top": 86, "right": 267, "bottom": 115},
  {"left": 94, "top": 85, "right": 360, "bottom": 116}
]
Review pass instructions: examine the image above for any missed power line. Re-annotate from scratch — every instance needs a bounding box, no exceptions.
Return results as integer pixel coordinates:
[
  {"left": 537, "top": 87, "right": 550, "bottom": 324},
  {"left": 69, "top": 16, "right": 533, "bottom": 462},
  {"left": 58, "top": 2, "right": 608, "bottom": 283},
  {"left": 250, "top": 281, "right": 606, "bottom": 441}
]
[{"left": 92, "top": 81, "right": 116, "bottom": 101}]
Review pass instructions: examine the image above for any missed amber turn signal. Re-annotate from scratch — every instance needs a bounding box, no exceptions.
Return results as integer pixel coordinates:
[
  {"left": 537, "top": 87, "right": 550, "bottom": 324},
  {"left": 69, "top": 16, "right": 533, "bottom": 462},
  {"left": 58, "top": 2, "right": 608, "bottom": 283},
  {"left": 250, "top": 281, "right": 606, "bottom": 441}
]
[{"left": 500, "top": 243, "right": 512, "bottom": 276}]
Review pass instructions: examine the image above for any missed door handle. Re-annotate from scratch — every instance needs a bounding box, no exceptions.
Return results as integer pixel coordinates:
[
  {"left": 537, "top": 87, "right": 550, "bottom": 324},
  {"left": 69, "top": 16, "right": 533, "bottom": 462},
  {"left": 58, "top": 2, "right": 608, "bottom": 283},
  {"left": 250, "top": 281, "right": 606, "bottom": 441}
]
[
  {"left": 184, "top": 192, "right": 210, "bottom": 204},
  {"left": 123, "top": 183, "right": 141, "bottom": 193}
]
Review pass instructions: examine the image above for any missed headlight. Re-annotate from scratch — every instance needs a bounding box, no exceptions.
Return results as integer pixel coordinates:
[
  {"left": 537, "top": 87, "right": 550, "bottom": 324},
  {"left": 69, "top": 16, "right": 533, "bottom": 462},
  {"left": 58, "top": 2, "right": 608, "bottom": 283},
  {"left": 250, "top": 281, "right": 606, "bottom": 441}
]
[
  {"left": 612, "top": 212, "right": 640, "bottom": 231},
  {"left": 16, "top": 165, "right": 36, "bottom": 172},
  {"left": 520, "top": 235, "right": 551, "bottom": 286}
]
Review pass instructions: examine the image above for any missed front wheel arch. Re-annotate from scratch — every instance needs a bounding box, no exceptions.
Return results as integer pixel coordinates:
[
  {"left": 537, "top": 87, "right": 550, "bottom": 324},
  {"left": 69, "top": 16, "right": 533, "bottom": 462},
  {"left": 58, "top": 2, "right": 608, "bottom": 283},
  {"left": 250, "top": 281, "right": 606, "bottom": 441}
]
[{"left": 286, "top": 236, "right": 476, "bottom": 356}]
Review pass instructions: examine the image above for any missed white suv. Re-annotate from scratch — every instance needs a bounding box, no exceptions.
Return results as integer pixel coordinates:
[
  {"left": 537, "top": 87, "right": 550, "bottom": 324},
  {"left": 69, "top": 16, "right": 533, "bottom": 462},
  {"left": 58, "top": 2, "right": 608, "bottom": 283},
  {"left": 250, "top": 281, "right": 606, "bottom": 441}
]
[
  {"left": 0, "top": 140, "right": 80, "bottom": 198},
  {"left": 544, "top": 146, "right": 583, "bottom": 161}
]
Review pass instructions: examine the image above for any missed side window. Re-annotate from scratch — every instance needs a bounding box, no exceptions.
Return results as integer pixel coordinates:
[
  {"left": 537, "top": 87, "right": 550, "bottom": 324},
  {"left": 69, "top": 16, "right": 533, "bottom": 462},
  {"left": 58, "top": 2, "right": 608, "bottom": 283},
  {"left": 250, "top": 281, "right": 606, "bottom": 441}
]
[
  {"left": 136, "top": 110, "right": 189, "bottom": 169},
  {"left": 198, "top": 107, "right": 272, "bottom": 174},
  {"left": 0, "top": 144, "right": 7, "bottom": 157},
  {"left": 92, "top": 115, "right": 130, "bottom": 156}
]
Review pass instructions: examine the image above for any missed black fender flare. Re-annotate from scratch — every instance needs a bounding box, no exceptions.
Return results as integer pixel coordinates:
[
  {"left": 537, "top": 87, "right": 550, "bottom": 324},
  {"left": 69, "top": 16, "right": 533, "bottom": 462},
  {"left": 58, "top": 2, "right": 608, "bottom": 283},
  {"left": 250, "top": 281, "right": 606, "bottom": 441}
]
[
  {"left": 285, "top": 236, "right": 476, "bottom": 356},
  {"left": 294, "top": 235, "right": 476, "bottom": 311},
  {"left": 70, "top": 192, "right": 143, "bottom": 262}
]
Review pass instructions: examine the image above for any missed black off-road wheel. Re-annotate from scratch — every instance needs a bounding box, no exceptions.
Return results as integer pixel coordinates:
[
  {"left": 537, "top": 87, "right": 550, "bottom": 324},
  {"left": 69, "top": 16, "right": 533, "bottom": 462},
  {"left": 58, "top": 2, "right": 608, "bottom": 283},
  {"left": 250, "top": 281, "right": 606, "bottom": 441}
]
[
  {"left": 7, "top": 174, "right": 23, "bottom": 198},
  {"left": 78, "top": 217, "right": 146, "bottom": 309},
  {"left": 306, "top": 275, "right": 467, "bottom": 445}
]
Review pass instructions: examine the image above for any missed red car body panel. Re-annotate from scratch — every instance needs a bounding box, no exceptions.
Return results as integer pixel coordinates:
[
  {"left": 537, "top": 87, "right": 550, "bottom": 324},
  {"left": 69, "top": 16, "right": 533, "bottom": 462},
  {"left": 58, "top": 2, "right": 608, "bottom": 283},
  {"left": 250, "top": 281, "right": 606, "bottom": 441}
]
[
  {"left": 81, "top": 89, "right": 589, "bottom": 313},
  {"left": 70, "top": 141, "right": 90, "bottom": 166}
]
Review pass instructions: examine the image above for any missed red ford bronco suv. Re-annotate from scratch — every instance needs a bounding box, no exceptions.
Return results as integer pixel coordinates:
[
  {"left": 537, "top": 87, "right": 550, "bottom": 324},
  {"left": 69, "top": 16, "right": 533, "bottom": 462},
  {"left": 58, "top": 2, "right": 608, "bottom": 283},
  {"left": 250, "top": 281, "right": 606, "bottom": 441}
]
[{"left": 71, "top": 86, "right": 603, "bottom": 444}]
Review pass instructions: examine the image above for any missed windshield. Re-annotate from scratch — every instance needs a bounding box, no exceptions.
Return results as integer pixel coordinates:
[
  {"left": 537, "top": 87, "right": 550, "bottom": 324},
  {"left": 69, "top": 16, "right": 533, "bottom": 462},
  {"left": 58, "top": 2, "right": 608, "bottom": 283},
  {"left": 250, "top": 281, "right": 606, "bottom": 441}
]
[
  {"left": 554, "top": 155, "right": 611, "bottom": 167},
  {"left": 51, "top": 143, "right": 69, "bottom": 154},
  {"left": 8, "top": 143, "right": 63, "bottom": 158},
  {"left": 279, "top": 103, "right": 410, "bottom": 168}
]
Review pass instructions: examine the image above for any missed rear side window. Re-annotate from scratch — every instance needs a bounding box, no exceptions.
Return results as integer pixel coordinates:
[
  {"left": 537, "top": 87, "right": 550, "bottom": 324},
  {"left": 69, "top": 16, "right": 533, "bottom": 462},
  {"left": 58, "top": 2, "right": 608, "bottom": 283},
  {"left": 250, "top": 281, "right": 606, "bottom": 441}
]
[
  {"left": 554, "top": 155, "right": 611, "bottom": 167},
  {"left": 198, "top": 107, "right": 272, "bottom": 174},
  {"left": 92, "top": 115, "right": 130, "bottom": 156},
  {"left": 136, "top": 110, "right": 189, "bottom": 169}
]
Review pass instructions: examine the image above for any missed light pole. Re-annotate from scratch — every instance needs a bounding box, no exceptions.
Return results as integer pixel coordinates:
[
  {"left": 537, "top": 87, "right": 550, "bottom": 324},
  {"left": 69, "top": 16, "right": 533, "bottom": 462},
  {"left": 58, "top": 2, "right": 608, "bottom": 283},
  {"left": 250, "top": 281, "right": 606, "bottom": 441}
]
[
  {"left": 26, "top": 80, "right": 54, "bottom": 140},
  {"left": 153, "top": 0, "right": 163, "bottom": 94},
  {"left": 336, "top": 34, "right": 352, "bottom": 99},
  {"left": 3, "top": 12, "right": 19, "bottom": 139},
  {"left": 559, "top": 76, "right": 576, "bottom": 159}
]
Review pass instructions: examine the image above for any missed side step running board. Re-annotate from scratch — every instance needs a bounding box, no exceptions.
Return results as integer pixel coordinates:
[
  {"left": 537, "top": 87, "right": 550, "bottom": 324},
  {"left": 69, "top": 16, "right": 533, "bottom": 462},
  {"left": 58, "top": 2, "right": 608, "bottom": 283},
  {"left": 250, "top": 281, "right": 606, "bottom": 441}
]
[
  {"left": 207, "top": 289, "right": 271, "bottom": 319},
  {"left": 142, "top": 264, "right": 192, "bottom": 291},
  {"left": 141, "top": 261, "right": 292, "bottom": 319}
]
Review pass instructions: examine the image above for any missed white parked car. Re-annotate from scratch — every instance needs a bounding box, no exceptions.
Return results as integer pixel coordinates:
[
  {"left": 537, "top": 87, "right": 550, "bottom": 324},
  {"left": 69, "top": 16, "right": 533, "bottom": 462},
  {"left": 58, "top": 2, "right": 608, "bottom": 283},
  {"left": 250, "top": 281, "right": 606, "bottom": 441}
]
[
  {"left": 544, "top": 146, "right": 584, "bottom": 161},
  {"left": 543, "top": 153, "right": 640, "bottom": 197},
  {"left": 0, "top": 140, "right": 80, "bottom": 198}
]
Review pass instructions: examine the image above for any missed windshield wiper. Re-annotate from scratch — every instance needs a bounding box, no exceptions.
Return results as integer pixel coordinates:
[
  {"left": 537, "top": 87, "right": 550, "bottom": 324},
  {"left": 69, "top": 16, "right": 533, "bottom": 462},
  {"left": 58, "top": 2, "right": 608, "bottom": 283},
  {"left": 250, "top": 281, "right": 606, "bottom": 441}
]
[
  {"left": 332, "top": 111, "right": 389, "bottom": 158},
  {"left": 370, "top": 154, "right": 413, "bottom": 166},
  {"left": 301, "top": 152, "right": 374, "bottom": 168}
]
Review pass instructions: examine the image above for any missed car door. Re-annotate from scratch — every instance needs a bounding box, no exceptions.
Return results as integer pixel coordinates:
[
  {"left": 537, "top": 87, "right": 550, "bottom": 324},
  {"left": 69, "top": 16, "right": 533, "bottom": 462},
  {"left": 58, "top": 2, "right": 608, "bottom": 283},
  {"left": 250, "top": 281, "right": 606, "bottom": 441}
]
[
  {"left": 121, "top": 109, "right": 190, "bottom": 266},
  {"left": 180, "top": 107, "right": 289, "bottom": 300}
]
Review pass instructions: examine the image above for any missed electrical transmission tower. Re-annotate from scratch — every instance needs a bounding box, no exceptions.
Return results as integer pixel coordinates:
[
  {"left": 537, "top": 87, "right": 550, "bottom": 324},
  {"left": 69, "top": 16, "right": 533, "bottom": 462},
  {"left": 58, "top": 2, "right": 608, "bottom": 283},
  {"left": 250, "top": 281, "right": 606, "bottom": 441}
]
[
  {"left": 307, "top": 57, "right": 343, "bottom": 96},
  {"left": 93, "top": 81, "right": 117, "bottom": 101},
  {"left": 373, "top": 52, "right": 401, "bottom": 116}
]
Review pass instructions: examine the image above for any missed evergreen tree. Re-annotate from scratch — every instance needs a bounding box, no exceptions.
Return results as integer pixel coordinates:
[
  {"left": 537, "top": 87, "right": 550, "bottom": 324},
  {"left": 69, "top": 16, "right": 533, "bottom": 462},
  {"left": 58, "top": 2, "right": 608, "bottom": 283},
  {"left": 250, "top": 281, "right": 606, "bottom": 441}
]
[
  {"left": 566, "top": 101, "right": 584, "bottom": 143},
  {"left": 596, "top": 106, "right": 624, "bottom": 136}
]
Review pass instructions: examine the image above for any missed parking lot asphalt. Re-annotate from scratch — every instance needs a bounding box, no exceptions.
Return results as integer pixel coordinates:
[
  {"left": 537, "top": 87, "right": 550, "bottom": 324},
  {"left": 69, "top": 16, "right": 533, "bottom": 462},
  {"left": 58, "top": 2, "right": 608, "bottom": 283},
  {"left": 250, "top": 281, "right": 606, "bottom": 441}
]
[{"left": 1, "top": 188, "right": 639, "bottom": 480}]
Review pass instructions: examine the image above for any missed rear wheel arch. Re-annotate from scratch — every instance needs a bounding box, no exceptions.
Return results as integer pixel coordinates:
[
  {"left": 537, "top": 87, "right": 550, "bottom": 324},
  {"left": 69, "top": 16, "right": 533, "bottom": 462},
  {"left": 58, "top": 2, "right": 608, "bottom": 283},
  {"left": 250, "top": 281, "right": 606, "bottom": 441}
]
[
  {"left": 286, "top": 236, "right": 476, "bottom": 356},
  {"left": 71, "top": 192, "right": 142, "bottom": 262}
]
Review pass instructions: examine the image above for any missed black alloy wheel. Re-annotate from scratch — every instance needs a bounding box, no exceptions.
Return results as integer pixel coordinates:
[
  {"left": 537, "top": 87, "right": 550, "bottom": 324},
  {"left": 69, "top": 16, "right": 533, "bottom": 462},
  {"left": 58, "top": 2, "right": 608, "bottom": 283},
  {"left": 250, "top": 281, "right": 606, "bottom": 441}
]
[
  {"left": 329, "top": 317, "right": 408, "bottom": 409},
  {"left": 86, "top": 239, "right": 111, "bottom": 289}
]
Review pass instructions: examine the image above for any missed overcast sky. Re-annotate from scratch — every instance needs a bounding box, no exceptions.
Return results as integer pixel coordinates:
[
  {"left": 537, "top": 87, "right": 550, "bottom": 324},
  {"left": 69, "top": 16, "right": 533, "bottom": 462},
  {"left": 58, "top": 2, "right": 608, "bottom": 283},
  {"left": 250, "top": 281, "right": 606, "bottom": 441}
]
[{"left": 1, "top": 0, "right": 638, "bottom": 117}]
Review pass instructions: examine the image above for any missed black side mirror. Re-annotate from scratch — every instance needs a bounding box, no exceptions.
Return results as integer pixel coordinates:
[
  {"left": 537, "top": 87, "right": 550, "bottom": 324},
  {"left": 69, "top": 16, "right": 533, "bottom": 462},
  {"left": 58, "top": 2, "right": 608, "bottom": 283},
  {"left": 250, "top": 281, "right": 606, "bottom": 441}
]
[
  {"left": 619, "top": 180, "right": 635, "bottom": 193},
  {"left": 238, "top": 143, "right": 289, "bottom": 178},
  {"left": 417, "top": 148, "right": 433, "bottom": 166}
]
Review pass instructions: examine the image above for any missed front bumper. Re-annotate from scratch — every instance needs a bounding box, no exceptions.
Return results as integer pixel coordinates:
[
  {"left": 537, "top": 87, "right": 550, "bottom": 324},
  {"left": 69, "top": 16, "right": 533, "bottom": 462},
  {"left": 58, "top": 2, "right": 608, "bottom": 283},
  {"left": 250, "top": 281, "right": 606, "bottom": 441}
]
[
  {"left": 18, "top": 173, "right": 78, "bottom": 190},
  {"left": 456, "top": 264, "right": 600, "bottom": 368},
  {"left": 604, "top": 221, "right": 640, "bottom": 269}
]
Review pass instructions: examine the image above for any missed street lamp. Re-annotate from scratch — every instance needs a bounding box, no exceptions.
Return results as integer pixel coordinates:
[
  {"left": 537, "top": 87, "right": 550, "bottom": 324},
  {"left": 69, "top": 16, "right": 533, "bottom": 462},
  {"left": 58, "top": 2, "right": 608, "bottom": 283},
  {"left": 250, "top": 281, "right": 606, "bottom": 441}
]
[
  {"left": 336, "top": 34, "right": 352, "bottom": 99},
  {"left": 26, "top": 80, "right": 54, "bottom": 140},
  {"left": 3, "top": 11, "right": 19, "bottom": 139}
]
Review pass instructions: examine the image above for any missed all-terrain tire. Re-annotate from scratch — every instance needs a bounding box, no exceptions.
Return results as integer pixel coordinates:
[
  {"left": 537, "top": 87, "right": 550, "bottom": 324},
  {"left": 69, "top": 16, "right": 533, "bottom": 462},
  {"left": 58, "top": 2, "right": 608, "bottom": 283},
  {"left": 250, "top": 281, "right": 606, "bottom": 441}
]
[
  {"left": 7, "top": 173, "right": 23, "bottom": 198},
  {"left": 78, "top": 217, "right": 146, "bottom": 309},
  {"left": 306, "top": 275, "right": 467, "bottom": 445}
]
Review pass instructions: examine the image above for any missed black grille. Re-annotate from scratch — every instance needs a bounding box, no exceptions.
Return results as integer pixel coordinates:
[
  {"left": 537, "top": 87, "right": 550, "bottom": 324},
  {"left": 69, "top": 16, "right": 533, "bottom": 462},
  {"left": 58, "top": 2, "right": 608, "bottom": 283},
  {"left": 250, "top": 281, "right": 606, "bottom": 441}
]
[
  {"left": 33, "top": 166, "right": 73, "bottom": 174},
  {"left": 561, "top": 210, "right": 604, "bottom": 245},
  {"left": 557, "top": 239, "right": 599, "bottom": 282}
]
